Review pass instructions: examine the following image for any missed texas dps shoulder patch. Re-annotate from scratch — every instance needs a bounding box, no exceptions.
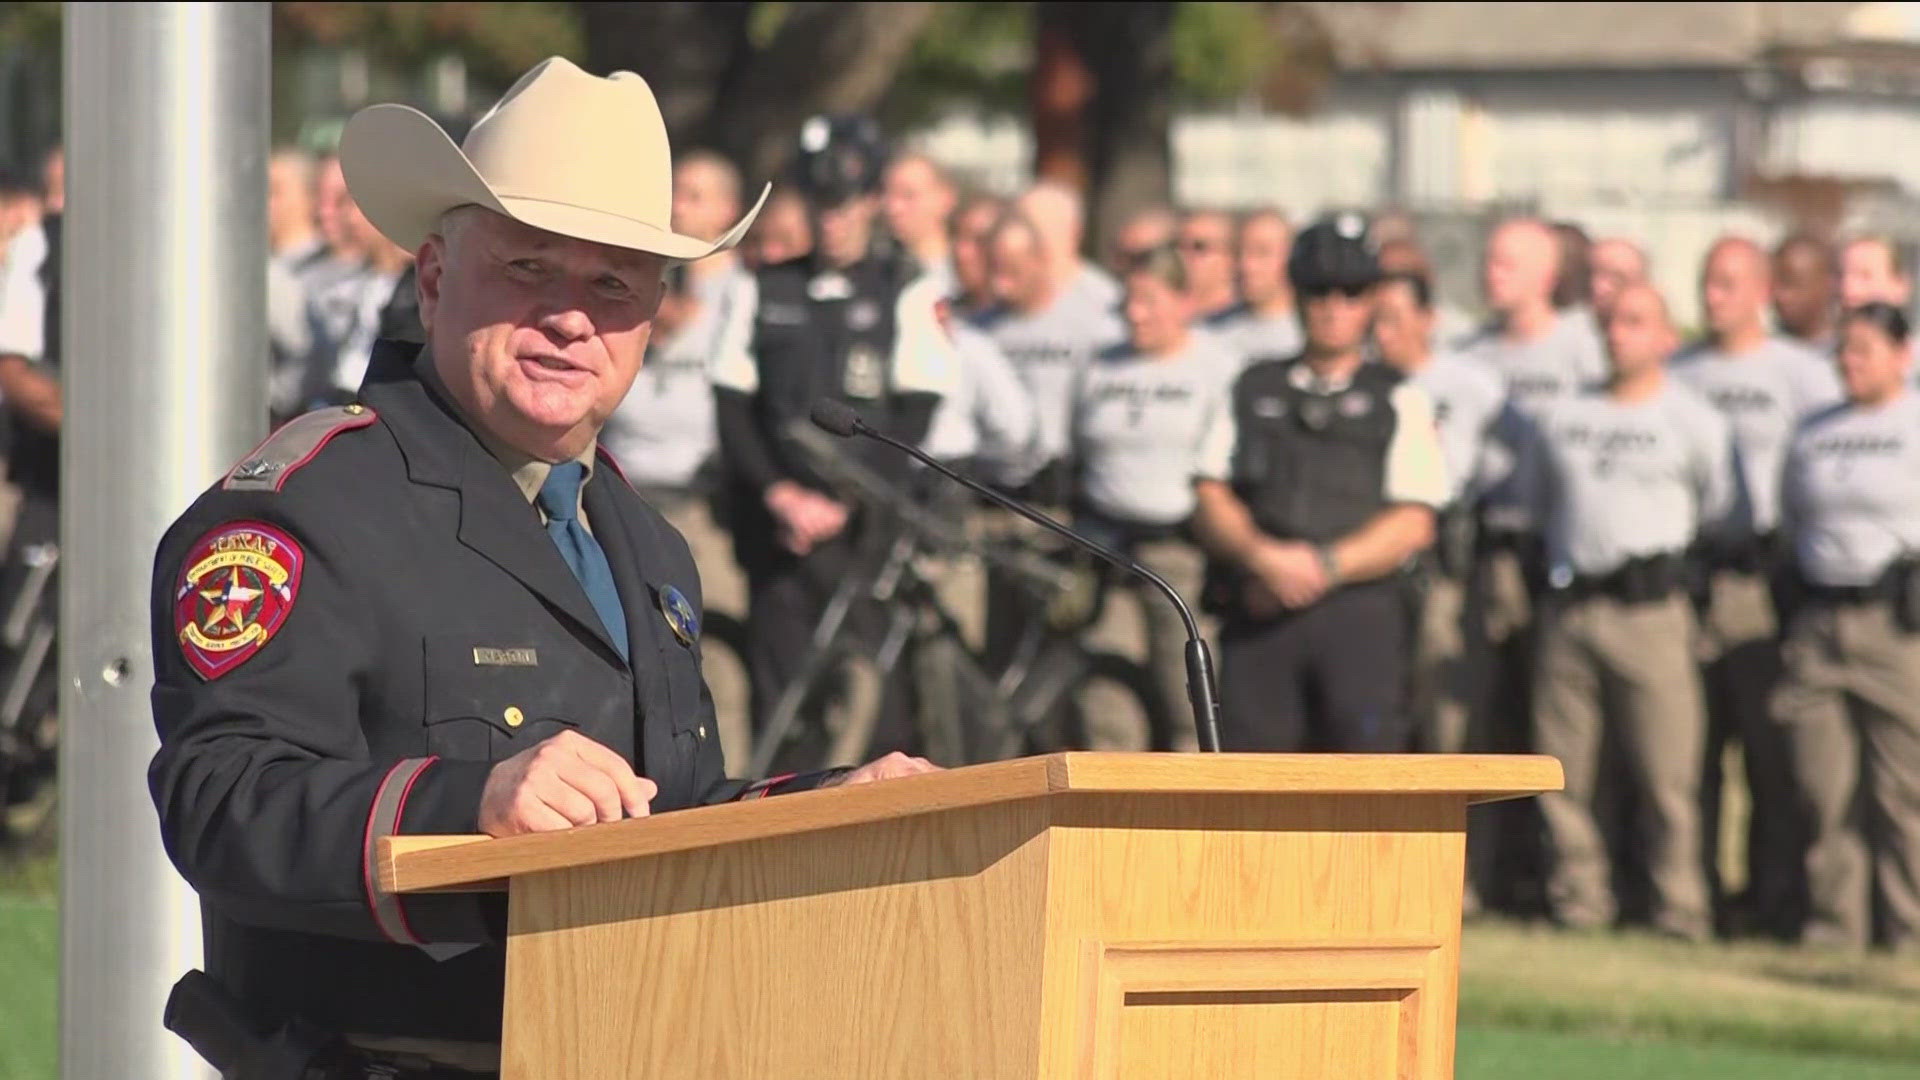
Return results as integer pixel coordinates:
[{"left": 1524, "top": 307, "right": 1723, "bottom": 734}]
[{"left": 173, "top": 521, "right": 304, "bottom": 680}]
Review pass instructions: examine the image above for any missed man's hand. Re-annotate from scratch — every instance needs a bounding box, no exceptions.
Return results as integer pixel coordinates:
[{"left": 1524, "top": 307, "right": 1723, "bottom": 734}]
[
  {"left": 477, "top": 730, "right": 656, "bottom": 837},
  {"left": 1248, "top": 540, "right": 1330, "bottom": 610},
  {"left": 765, "top": 481, "right": 849, "bottom": 555},
  {"left": 822, "top": 750, "right": 940, "bottom": 787}
]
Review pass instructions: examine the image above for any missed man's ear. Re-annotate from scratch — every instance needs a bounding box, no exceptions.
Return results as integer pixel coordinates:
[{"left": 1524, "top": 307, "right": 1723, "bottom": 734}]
[{"left": 415, "top": 236, "right": 445, "bottom": 329}]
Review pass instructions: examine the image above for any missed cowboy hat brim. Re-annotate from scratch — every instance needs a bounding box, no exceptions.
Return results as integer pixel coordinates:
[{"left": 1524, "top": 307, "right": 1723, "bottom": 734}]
[{"left": 339, "top": 104, "right": 766, "bottom": 262}]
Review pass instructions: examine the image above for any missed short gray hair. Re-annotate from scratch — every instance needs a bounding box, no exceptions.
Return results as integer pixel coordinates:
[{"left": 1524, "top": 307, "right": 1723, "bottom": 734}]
[{"left": 435, "top": 204, "right": 490, "bottom": 252}]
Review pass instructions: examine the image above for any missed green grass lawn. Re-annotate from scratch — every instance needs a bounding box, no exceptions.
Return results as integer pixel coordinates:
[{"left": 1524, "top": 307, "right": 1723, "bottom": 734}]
[{"left": 4, "top": 855, "right": 1918, "bottom": 1080}]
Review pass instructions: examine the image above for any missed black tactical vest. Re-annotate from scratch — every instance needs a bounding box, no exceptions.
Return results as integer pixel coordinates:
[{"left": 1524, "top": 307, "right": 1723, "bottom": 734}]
[
  {"left": 749, "top": 254, "right": 902, "bottom": 485},
  {"left": 1228, "top": 356, "right": 1402, "bottom": 544}
]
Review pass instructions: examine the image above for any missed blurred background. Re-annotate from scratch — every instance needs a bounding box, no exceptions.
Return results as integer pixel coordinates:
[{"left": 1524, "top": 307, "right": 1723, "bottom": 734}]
[{"left": 3, "top": 3, "right": 1920, "bottom": 1079}]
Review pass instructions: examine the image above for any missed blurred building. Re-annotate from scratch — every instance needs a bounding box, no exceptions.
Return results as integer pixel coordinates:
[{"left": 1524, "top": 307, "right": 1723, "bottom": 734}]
[{"left": 924, "top": 1, "right": 1920, "bottom": 325}]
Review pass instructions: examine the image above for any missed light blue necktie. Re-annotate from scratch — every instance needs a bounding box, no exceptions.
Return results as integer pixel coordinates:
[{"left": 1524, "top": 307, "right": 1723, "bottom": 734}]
[{"left": 537, "top": 462, "right": 629, "bottom": 662}]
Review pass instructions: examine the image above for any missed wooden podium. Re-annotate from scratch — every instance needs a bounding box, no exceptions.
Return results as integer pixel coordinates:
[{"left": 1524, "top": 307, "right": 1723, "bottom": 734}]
[{"left": 382, "top": 753, "right": 1560, "bottom": 1079}]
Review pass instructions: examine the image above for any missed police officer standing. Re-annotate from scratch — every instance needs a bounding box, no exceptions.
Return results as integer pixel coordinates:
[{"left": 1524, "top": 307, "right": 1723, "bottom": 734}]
[
  {"left": 149, "top": 61, "right": 933, "bottom": 1078},
  {"left": 1775, "top": 301, "right": 1920, "bottom": 955},
  {"left": 1193, "top": 215, "right": 1447, "bottom": 752},
  {"left": 1670, "top": 235, "right": 1841, "bottom": 936},
  {"left": 712, "top": 116, "right": 958, "bottom": 742},
  {"left": 1371, "top": 269, "right": 1512, "bottom": 757},
  {"left": 1521, "top": 283, "right": 1736, "bottom": 940}
]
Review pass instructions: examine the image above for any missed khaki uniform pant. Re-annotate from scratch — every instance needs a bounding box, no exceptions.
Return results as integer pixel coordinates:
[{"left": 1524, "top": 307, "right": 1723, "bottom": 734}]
[
  {"left": 1082, "top": 536, "right": 1206, "bottom": 753},
  {"left": 1467, "top": 547, "right": 1543, "bottom": 912},
  {"left": 1411, "top": 572, "right": 1472, "bottom": 755},
  {"left": 1770, "top": 601, "right": 1920, "bottom": 951},
  {"left": 658, "top": 495, "right": 751, "bottom": 772},
  {"left": 1696, "top": 568, "right": 1798, "bottom": 929},
  {"left": 1534, "top": 593, "right": 1712, "bottom": 937}
]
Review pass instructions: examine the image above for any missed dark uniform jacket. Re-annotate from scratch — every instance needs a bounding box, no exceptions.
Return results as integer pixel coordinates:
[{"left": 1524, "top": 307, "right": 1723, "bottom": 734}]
[{"left": 148, "top": 341, "right": 827, "bottom": 1042}]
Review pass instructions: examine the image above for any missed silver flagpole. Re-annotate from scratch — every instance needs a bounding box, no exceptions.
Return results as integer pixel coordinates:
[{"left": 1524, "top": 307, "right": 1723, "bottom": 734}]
[{"left": 61, "top": 4, "right": 268, "bottom": 1077}]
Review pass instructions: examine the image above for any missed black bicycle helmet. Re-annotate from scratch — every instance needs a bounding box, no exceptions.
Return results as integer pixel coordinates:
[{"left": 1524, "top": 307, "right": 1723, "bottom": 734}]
[
  {"left": 1288, "top": 210, "right": 1381, "bottom": 295},
  {"left": 793, "top": 114, "right": 887, "bottom": 205}
]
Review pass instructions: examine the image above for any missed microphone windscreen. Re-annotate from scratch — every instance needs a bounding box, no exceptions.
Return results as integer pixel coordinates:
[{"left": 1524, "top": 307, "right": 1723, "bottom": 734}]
[{"left": 810, "top": 399, "right": 864, "bottom": 438}]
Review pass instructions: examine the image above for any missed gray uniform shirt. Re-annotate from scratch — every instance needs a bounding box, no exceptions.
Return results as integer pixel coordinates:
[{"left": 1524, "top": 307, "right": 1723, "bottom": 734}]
[
  {"left": 972, "top": 288, "right": 1127, "bottom": 470},
  {"left": 1781, "top": 391, "right": 1920, "bottom": 587},
  {"left": 1407, "top": 350, "right": 1512, "bottom": 507},
  {"left": 601, "top": 263, "right": 752, "bottom": 489},
  {"left": 1073, "top": 334, "right": 1240, "bottom": 525},
  {"left": 1205, "top": 303, "right": 1303, "bottom": 367},
  {"left": 1463, "top": 311, "right": 1611, "bottom": 520},
  {"left": 1525, "top": 379, "right": 1738, "bottom": 577},
  {"left": 923, "top": 320, "right": 1039, "bottom": 481},
  {"left": 1668, "top": 335, "right": 1842, "bottom": 536}
]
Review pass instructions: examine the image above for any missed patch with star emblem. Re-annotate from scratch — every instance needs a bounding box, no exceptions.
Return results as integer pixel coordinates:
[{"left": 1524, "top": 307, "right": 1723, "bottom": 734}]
[
  {"left": 657, "top": 584, "right": 699, "bottom": 647},
  {"left": 173, "top": 521, "right": 304, "bottom": 680}
]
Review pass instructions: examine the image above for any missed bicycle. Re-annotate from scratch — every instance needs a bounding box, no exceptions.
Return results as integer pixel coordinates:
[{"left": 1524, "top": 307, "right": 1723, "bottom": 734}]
[{"left": 745, "top": 422, "right": 1164, "bottom": 774}]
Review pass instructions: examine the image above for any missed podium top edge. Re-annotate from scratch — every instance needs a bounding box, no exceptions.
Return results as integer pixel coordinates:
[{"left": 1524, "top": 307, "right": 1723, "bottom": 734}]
[{"left": 381, "top": 753, "right": 1561, "bottom": 895}]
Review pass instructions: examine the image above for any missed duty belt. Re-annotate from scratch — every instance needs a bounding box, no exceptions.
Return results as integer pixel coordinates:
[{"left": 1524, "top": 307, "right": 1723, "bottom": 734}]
[{"left": 1551, "top": 553, "right": 1688, "bottom": 604}]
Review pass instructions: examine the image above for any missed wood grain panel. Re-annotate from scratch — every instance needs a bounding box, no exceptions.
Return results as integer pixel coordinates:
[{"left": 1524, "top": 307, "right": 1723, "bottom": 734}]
[
  {"left": 1038, "top": 795, "right": 1467, "bottom": 1079},
  {"left": 498, "top": 800, "right": 1053, "bottom": 1080},
  {"left": 383, "top": 754, "right": 1559, "bottom": 894}
]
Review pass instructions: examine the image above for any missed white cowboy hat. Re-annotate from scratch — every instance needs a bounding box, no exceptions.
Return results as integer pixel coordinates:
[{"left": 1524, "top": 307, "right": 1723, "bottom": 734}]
[{"left": 339, "top": 56, "right": 765, "bottom": 261}]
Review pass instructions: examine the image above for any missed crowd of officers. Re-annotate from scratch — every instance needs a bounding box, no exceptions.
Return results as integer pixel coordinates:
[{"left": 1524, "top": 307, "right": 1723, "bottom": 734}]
[{"left": 0, "top": 121, "right": 1916, "bottom": 958}]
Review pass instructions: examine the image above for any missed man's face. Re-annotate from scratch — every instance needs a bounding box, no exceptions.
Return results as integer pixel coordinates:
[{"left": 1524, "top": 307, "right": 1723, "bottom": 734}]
[
  {"left": 267, "top": 158, "right": 312, "bottom": 244},
  {"left": 1603, "top": 287, "right": 1673, "bottom": 380},
  {"left": 951, "top": 203, "right": 1000, "bottom": 302},
  {"left": 1841, "top": 239, "right": 1910, "bottom": 310},
  {"left": 670, "top": 160, "right": 737, "bottom": 244},
  {"left": 418, "top": 210, "right": 666, "bottom": 459},
  {"left": 1590, "top": 240, "right": 1645, "bottom": 318},
  {"left": 1371, "top": 280, "right": 1432, "bottom": 371},
  {"left": 1837, "top": 317, "right": 1910, "bottom": 404},
  {"left": 316, "top": 159, "right": 361, "bottom": 257},
  {"left": 1483, "top": 222, "right": 1555, "bottom": 314},
  {"left": 1176, "top": 213, "right": 1234, "bottom": 301},
  {"left": 1773, "top": 243, "right": 1835, "bottom": 338},
  {"left": 1236, "top": 215, "right": 1290, "bottom": 307},
  {"left": 988, "top": 228, "right": 1048, "bottom": 311},
  {"left": 880, "top": 159, "right": 953, "bottom": 251},
  {"left": 1700, "top": 244, "right": 1766, "bottom": 340},
  {"left": 1301, "top": 286, "right": 1373, "bottom": 355},
  {"left": 814, "top": 194, "right": 877, "bottom": 268},
  {"left": 1111, "top": 211, "right": 1173, "bottom": 270},
  {"left": 1123, "top": 272, "right": 1193, "bottom": 355},
  {"left": 749, "top": 193, "right": 812, "bottom": 267}
]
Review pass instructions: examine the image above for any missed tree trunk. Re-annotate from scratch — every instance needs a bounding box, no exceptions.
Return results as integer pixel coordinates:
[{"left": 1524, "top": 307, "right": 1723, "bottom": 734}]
[
  {"left": 708, "top": 1, "right": 941, "bottom": 182},
  {"left": 1033, "top": 2, "right": 1174, "bottom": 260},
  {"left": 575, "top": 2, "right": 753, "bottom": 149}
]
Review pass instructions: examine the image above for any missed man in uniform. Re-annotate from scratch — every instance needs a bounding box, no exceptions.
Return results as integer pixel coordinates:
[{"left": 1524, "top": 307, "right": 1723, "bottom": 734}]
[
  {"left": 1670, "top": 236, "right": 1841, "bottom": 936},
  {"left": 880, "top": 152, "right": 959, "bottom": 294},
  {"left": 1208, "top": 208, "right": 1303, "bottom": 365},
  {"left": 1174, "top": 208, "right": 1239, "bottom": 322},
  {"left": 1589, "top": 237, "right": 1649, "bottom": 325},
  {"left": 1772, "top": 233, "right": 1839, "bottom": 354},
  {"left": 711, "top": 115, "right": 959, "bottom": 741},
  {"left": 149, "top": 60, "right": 933, "bottom": 1078},
  {"left": 1372, "top": 269, "right": 1511, "bottom": 758},
  {"left": 975, "top": 210, "right": 1127, "bottom": 503},
  {"left": 1840, "top": 234, "right": 1911, "bottom": 313},
  {"left": 1193, "top": 214, "right": 1447, "bottom": 752},
  {"left": 1459, "top": 216, "right": 1609, "bottom": 911},
  {"left": 1520, "top": 283, "right": 1735, "bottom": 940}
]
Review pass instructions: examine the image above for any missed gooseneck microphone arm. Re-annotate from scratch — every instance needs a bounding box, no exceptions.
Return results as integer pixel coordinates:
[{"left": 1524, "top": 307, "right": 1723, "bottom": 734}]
[{"left": 810, "top": 399, "right": 1224, "bottom": 753}]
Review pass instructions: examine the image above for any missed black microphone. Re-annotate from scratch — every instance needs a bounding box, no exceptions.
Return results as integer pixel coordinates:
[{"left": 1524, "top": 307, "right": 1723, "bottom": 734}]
[{"left": 810, "top": 399, "right": 1224, "bottom": 753}]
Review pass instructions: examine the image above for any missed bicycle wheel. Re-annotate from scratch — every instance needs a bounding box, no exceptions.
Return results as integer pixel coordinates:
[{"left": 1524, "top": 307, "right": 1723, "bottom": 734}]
[{"left": 1064, "top": 649, "right": 1168, "bottom": 753}]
